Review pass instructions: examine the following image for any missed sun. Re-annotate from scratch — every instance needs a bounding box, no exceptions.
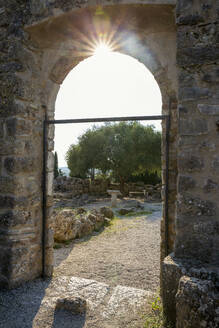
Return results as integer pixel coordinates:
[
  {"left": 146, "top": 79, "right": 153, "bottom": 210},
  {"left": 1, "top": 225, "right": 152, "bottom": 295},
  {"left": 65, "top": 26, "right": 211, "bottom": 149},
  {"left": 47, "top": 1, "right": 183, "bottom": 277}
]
[{"left": 94, "top": 42, "right": 112, "bottom": 56}]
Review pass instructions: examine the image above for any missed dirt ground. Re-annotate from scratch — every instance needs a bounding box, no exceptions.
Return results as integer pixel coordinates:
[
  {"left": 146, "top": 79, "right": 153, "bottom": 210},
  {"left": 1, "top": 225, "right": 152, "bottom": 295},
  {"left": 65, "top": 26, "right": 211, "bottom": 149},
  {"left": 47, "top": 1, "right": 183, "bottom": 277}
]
[
  {"left": 54, "top": 199, "right": 161, "bottom": 292},
  {"left": 0, "top": 198, "right": 161, "bottom": 328}
]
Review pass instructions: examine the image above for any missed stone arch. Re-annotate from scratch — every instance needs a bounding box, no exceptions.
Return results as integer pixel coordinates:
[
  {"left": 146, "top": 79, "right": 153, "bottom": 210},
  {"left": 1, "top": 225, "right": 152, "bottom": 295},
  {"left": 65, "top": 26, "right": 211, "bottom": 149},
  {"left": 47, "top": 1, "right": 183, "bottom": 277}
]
[
  {"left": 31, "top": 4, "right": 177, "bottom": 271},
  {"left": 0, "top": 2, "right": 177, "bottom": 289}
]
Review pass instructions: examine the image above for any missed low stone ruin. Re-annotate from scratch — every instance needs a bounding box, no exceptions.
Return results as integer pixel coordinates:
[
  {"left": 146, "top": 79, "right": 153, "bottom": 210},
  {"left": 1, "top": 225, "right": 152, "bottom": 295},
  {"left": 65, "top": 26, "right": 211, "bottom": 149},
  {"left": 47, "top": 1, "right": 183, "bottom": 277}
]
[
  {"left": 52, "top": 207, "right": 114, "bottom": 242},
  {"left": 54, "top": 176, "right": 110, "bottom": 195},
  {"left": 54, "top": 176, "right": 161, "bottom": 201}
]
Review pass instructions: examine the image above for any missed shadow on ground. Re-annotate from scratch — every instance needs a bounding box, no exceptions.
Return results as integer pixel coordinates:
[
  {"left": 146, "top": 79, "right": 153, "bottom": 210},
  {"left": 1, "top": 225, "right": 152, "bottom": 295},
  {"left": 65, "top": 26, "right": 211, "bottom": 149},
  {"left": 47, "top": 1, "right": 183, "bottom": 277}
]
[
  {"left": 0, "top": 279, "right": 50, "bottom": 328},
  {"left": 52, "top": 310, "right": 86, "bottom": 328}
]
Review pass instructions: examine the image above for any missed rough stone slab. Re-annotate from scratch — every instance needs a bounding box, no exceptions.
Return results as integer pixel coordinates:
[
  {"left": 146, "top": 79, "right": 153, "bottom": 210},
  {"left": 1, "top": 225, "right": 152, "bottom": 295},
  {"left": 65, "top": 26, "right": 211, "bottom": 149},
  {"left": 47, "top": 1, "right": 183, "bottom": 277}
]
[
  {"left": 103, "top": 285, "right": 152, "bottom": 319},
  {"left": 67, "top": 276, "right": 110, "bottom": 310},
  {"left": 198, "top": 104, "right": 219, "bottom": 116},
  {"left": 45, "top": 276, "right": 71, "bottom": 297}
]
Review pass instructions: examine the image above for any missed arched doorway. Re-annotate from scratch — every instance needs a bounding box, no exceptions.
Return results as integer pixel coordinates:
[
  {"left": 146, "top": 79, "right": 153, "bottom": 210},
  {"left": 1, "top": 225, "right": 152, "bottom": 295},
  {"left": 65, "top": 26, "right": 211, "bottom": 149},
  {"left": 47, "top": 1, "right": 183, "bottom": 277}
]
[
  {"left": 0, "top": 1, "right": 177, "bottom": 285},
  {"left": 0, "top": 1, "right": 178, "bottom": 317}
]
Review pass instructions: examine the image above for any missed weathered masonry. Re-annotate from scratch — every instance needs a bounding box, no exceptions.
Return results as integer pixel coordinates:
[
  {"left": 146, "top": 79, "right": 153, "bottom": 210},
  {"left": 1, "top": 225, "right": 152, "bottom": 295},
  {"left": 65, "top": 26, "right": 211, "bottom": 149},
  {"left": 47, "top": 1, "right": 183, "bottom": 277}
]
[{"left": 0, "top": 0, "right": 218, "bottom": 327}]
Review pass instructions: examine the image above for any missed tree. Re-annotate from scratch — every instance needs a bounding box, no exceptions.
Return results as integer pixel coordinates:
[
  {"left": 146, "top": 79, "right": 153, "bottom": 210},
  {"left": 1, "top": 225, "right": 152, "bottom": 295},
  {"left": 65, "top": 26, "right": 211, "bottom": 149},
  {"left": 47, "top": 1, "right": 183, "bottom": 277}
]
[
  {"left": 66, "top": 122, "right": 161, "bottom": 192},
  {"left": 54, "top": 151, "right": 59, "bottom": 179}
]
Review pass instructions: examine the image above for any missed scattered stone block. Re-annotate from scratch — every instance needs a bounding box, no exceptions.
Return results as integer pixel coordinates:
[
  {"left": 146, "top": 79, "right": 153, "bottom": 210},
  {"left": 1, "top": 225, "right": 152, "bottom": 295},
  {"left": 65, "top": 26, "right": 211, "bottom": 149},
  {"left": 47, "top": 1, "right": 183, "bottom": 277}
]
[{"left": 55, "top": 297, "right": 86, "bottom": 314}]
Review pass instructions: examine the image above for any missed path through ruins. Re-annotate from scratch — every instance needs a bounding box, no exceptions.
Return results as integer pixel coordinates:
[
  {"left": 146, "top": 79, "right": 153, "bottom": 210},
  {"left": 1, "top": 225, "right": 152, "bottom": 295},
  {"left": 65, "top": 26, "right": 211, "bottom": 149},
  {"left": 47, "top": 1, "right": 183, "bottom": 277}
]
[{"left": 0, "top": 201, "right": 161, "bottom": 328}]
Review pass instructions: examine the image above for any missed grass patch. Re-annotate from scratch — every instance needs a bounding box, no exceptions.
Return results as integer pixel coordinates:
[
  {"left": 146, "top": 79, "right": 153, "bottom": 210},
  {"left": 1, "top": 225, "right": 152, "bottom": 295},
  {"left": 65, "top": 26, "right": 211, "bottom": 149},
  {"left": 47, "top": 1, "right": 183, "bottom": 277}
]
[
  {"left": 64, "top": 240, "right": 71, "bottom": 245},
  {"left": 53, "top": 243, "right": 62, "bottom": 249},
  {"left": 103, "top": 216, "right": 122, "bottom": 233},
  {"left": 143, "top": 295, "right": 173, "bottom": 328},
  {"left": 124, "top": 210, "right": 152, "bottom": 217},
  {"left": 53, "top": 240, "right": 72, "bottom": 249},
  {"left": 107, "top": 216, "right": 120, "bottom": 226}
]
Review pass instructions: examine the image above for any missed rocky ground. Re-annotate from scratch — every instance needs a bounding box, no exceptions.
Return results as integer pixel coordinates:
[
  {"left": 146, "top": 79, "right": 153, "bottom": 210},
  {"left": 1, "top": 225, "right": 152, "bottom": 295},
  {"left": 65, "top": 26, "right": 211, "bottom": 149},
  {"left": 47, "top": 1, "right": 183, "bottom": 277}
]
[
  {"left": 54, "top": 199, "right": 161, "bottom": 292},
  {"left": 0, "top": 198, "right": 161, "bottom": 328}
]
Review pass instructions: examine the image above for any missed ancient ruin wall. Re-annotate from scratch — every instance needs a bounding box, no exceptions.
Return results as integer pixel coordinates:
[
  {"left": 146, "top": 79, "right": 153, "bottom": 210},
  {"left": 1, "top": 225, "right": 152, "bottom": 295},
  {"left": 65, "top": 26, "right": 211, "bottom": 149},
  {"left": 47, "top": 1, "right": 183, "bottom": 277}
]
[
  {"left": 175, "top": 0, "right": 219, "bottom": 265},
  {"left": 162, "top": 1, "right": 219, "bottom": 327},
  {"left": 0, "top": 1, "right": 177, "bottom": 288}
]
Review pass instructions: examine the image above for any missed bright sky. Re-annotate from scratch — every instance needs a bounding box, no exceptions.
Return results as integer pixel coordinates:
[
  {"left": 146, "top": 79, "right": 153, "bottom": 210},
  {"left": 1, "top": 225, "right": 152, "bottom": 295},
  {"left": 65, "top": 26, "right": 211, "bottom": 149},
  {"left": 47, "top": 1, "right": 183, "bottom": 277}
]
[{"left": 55, "top": 48, "right": 162, "bottom": 167}]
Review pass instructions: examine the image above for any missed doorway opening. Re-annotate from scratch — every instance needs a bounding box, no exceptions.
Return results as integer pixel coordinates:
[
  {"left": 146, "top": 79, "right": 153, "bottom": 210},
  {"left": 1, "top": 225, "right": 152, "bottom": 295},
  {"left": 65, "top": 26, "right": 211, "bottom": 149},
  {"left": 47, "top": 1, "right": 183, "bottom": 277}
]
[
  {"left": 43, "top": 112, "right": 170, "bottom": 275},
  {"left": 43, "top": 52, "right": 170, "bottom": 295}
]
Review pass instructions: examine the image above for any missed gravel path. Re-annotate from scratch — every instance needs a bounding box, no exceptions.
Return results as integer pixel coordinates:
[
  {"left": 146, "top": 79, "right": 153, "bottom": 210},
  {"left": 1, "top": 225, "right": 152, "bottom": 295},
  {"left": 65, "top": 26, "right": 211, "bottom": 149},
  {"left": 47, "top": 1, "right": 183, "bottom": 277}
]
[
  {"left": 54, "top": 201, "right": 161, "bottom": 292},
  {"left": 0, "top": 200, "right": 161, "bottom": 328}
]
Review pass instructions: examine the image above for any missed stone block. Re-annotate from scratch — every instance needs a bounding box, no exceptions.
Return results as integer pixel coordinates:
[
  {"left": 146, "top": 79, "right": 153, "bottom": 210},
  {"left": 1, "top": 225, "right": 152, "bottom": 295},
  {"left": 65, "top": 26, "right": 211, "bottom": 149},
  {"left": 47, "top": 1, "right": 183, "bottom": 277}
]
[
  {"left": 201, "top": 66, "right": 219, "bottom": 83},
  {"left": 45, "top": 228, "right": 54, "bottom": 248},
  {"left": 178, "top": 175, "right": 196, "bottom": 192},
  {"left": 50, "top": 56, "right": 75, "bottom": 84},
  {"left": 198, "top": 104, "right": 219, "bottom": 115},
  {"left": 179, "top": 118, "right": 208, "bottom": 136},
  {"left": 0, "top": 62, "right": 24, "bottom": 73},
  {"left": 161, "top": 255, "right": 185, "bottom": 327},
  {"left": 178, "top": 153, "right": 204, "bottom": 172},
  {"left": 48, "top": 139, "right": 54, "bottom": 151},
  {"left": 0, "top": 195, "right": 29, "bottom": 210},
  {"left": 0, "top": 195, "right": 16, "bottom": 209},
  {"left": 176, "top": 0, "right": 217, "bottom": 22},
  {"left": 4, "top": 156, "right": 36, "bottom": 174},
  {"left": 0, "top": 99, "right": 26, "bottom": 119},
  {"left": 9, "top": 244, "right": 42, "bottom": 285},
  {"left": 177, "top": 23, "right": 219, "bottom": 49},
  {"left": 47, "top": 171, "right": 54, "bottom": 196},
  {"left": 0, "top": 176, "right": 16, "bottom": 194},
  {"left": 45, "top": 247, "right": 54, "bottom": 267},
  {"left": 177, "top": 46, "right": 219, "bottom": 67},
  {"left": 162, "top": 256, "right": 219, "bottom": 326},
  {"left": 175, "top": 231, "right": 215, "bottom": 262},
  {"left": 47, "top": 125, "right": 54, "bottom": 140},
  {"left": 0, "top": 73, "right": 30, "bottom": 101},
  {"left": 177, "top": 194, "right": 216, "bottom": 217},
  {"left": 0, "top": 210, "right": 33, "bottom": 229},
  {"left": 6, "top": 118, "right": 31, "bottom": 136},
  {"left": 30, "top": 0, "right": 49, "bottom": 16},
  {"left": 47, "top": 151, "right": 54, "bottom": 172},
  {"left": 212, "top": 156, "right": 219, "bottom": 170},
  {"left": 176, "top": 14, "right": 204, "bottom": 25},
  {"left": 178, "top": 87, "right": 210, "bottom": 101},
  {"left": 203, "top": 179, "right": 219, "bottom": 193},
  {"left": 176, "top": 276, "right": 219, "bottom": 328}
]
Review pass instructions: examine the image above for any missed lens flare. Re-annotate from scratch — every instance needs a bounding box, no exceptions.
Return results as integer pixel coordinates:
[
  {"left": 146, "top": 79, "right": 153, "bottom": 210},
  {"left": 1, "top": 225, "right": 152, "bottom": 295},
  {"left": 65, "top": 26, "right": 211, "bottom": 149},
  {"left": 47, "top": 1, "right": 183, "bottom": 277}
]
[{"left": 94, "top": 42, "right": 112, "bottom": 56}]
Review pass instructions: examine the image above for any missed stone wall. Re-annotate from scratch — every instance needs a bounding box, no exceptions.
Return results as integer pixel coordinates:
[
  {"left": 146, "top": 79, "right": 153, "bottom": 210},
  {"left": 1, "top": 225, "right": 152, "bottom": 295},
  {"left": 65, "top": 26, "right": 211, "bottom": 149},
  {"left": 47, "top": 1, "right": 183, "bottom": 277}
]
[
  {"left": 54, "top": 176, "right": 161, "bottom": 199},
  {"left": 175, "top": 0, "right": 219, "bottom": 265},
  {"left": 162, "top": 255, "right": 219, "bottom": 327},
  {"left": 0, "top": 0, "right": 177, "bottom": 294},
  {"left": 162, "top": 1, "right": 219, "bottom": 326}
]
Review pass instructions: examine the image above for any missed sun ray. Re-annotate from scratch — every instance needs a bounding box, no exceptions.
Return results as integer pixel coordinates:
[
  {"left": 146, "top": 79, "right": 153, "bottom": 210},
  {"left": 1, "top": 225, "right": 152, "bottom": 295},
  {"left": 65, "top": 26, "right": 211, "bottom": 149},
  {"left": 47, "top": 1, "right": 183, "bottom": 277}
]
[{"left": 93, "top": 42, "right": 112, "bottom": 56}]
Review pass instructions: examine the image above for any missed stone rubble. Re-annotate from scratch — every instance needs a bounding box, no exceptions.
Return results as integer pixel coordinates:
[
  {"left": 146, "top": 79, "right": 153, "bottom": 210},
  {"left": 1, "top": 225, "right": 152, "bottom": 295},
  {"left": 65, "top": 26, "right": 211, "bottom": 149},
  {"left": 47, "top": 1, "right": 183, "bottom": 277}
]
[{"left": 52, "top": 207, "right": 114, "bottom": 242}]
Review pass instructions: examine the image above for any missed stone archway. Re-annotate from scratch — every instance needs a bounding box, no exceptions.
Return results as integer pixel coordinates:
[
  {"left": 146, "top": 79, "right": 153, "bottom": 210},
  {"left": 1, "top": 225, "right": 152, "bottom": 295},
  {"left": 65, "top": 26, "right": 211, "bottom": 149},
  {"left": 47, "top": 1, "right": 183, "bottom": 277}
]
[
  {"left": 0, "top": 1, "right": 177, "bottom": 285},
  {"left": 1, "top": 0, "right": 179, "bottom": 324},
  {"left": 25, "top": 3, "right": 177, "bottom": 277}
]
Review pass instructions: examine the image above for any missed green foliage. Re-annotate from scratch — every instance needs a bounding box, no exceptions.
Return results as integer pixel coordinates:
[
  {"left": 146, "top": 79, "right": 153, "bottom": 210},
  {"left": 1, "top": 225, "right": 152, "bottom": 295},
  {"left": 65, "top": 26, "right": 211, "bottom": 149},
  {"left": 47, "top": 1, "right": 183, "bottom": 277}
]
[
  {"left": 66, "top": 122, "right": 161, "bottom": 190},
  {"left": 144, "top": 296, "right": 163, "bottom": 328},
  {"left": 144, "top": 295, "right": 173, "bottom": 328},
  {"left": 53, "top": 243, "right": 62, "bottom": 249},
  {"left": 128, "top": 170, "right": 161, "bottom": 185},
  {"left": 54, "top": 152, "right": 59, "bottom": 179}
]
